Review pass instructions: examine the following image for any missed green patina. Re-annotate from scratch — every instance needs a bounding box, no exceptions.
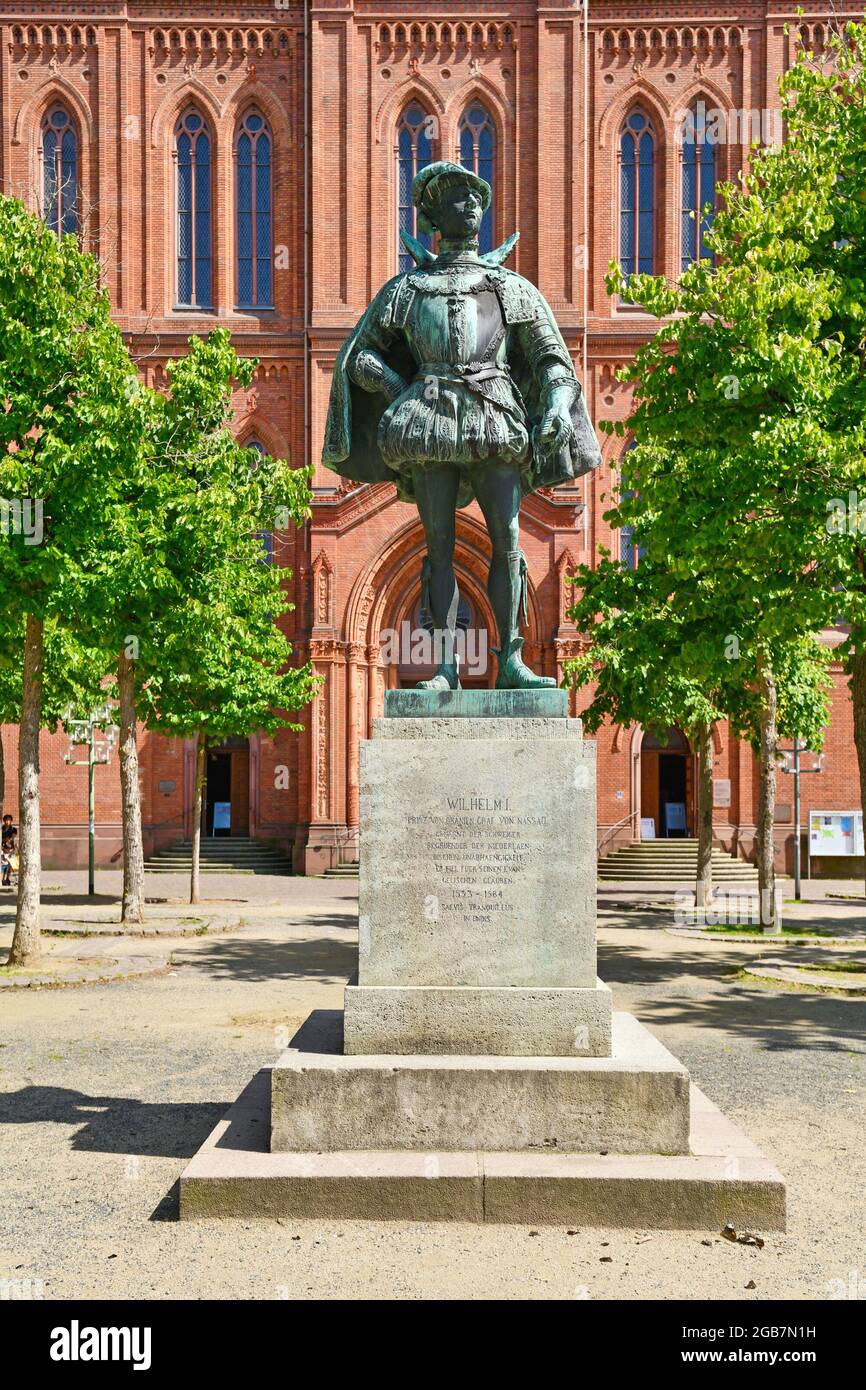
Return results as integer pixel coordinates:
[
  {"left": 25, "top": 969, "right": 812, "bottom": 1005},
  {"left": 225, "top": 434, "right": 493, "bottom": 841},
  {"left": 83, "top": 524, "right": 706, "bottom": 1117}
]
[{"left": 323, "top": 161, "right": 602, "bottom": 693}]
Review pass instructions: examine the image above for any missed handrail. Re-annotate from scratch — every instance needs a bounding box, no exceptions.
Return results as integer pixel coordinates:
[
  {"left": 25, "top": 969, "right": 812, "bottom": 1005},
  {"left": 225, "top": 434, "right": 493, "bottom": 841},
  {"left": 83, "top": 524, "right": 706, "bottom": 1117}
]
[
  {"left": 597, "top": 810, "right": 640, "bottom": 857},
  {"left": 334, "top": 826, "right": 360, "bottom": 868}
]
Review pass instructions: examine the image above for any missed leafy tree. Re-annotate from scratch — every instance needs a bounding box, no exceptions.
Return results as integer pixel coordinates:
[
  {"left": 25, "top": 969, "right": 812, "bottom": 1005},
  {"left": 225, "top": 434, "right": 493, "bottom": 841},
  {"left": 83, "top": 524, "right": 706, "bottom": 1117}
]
[
  {"left": 0, "top": 196, "right": 145, "bottom": 963},
  {"left": 125, "top": 332, "right": 316, "bottom": 905},
  {"left": 588, "top": 23, "right": 866, "bottom": 920},
  {"left": 569, "top": 551, "right": 830, "bottom": 915}
]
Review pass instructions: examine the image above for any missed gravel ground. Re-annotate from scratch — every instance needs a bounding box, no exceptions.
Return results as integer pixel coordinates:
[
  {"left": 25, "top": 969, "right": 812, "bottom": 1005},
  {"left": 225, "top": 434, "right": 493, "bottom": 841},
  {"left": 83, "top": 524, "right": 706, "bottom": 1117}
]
[{"left": 0, "top": 874, "right": 864, "bottom": 1301}]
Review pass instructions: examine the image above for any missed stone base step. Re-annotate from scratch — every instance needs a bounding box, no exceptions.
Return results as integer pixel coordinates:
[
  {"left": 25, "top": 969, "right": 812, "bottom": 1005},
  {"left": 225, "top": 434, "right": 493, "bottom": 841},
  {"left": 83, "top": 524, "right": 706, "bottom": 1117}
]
[{"left": 179, "top": 1071, "right": 785, "bottom": 1229}]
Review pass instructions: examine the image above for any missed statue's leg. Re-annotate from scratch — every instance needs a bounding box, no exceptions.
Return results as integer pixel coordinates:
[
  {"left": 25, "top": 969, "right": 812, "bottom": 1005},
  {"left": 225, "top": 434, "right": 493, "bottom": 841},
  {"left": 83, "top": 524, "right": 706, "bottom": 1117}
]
[
  {"left": 473, "top": 461, "right": 556, "bottom": 690},
  {"left": 413, "top": 464, "right": 461, "bottom": 691}
]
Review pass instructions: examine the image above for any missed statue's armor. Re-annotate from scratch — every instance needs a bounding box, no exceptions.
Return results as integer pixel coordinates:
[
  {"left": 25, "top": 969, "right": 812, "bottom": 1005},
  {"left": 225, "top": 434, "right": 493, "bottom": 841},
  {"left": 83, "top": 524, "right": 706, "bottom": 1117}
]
[{"left": 348, "top": 265, "right": 574, "bottom": 476}]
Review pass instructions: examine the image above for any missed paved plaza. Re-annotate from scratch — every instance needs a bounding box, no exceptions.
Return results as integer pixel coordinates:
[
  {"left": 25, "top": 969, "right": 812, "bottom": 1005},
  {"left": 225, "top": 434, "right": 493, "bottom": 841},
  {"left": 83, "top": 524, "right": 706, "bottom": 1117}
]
[{"left": 1, "top": 872, "right": 863, "bottom": 1300}]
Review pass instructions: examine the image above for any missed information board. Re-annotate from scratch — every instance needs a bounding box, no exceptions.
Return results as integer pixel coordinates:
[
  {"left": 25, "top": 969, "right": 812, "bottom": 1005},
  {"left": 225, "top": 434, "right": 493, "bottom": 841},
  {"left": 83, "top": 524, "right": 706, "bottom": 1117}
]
[{"left": 809, "top": 810, "right": 864, "bottom": 857}]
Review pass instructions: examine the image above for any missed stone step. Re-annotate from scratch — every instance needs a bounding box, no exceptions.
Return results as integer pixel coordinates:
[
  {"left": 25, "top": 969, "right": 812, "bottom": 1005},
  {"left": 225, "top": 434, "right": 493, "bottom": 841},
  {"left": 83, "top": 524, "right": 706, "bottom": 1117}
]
[{"left": 179, "top": 1056, "right": 786, "bottom": 1230}]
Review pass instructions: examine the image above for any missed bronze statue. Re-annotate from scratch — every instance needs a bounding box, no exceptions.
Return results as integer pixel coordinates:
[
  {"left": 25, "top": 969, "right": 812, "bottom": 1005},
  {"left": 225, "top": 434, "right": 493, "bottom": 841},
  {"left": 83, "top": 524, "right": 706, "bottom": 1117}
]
[{"left": 323, "top": 161, "right": 602, "bottom": 690}]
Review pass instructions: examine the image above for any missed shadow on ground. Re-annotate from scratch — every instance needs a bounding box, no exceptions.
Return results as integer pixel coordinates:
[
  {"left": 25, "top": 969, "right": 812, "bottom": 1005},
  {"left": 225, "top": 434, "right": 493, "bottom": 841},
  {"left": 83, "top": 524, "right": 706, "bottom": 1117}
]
[
  {"left": 600, "top": 939, "right": 866, "bottom": 1052},
  {"left": 0, "top": 1085, "right": 226, "bottom": 1159},
  {"left": 170, "top": 932, "right": 357, "bottom": 983}
]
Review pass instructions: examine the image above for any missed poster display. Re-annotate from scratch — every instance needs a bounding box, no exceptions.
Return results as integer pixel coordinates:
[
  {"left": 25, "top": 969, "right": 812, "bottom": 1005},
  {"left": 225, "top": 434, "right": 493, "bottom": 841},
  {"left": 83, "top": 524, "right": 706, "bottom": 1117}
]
[{"left": 809, "top": 811, "right": 864, "bottom": 857}]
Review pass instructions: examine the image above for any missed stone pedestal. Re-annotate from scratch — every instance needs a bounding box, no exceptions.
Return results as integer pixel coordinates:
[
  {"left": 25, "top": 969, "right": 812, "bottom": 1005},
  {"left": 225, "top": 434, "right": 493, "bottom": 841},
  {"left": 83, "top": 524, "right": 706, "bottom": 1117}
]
[
  {"left": 346, "top": 695, "right": 608, "bottom": 1056},
  {"left": 180, "top": 690, "right": 786, "bottom": 1229}
]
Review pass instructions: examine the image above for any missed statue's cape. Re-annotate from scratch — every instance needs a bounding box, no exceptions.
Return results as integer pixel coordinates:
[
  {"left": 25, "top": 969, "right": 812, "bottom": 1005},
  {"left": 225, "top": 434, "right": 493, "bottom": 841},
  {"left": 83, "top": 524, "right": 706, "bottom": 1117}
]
[
  {"left": 321, "top": 243, "right": 601, "bottom": 503},
  {"left": 321, "top": 275, "right": 414, "bottom": 493}
]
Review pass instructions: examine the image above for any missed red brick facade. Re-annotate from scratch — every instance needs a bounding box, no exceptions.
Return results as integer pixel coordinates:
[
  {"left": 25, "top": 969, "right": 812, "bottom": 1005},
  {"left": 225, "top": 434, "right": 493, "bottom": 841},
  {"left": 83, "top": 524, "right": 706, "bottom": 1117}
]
[{"left": 0, "top": 3, "right": 860, "bottom": 874}]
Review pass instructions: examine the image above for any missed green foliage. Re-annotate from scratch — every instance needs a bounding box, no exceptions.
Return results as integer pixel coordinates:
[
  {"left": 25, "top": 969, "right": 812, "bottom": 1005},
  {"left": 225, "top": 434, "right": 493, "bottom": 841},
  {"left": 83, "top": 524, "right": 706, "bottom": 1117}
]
[
  {"left": 126, "top": 331, "right": 316, "bottom": 740},
  {"left": 0, "top": 194, "right": 148, "bottom": 626}
]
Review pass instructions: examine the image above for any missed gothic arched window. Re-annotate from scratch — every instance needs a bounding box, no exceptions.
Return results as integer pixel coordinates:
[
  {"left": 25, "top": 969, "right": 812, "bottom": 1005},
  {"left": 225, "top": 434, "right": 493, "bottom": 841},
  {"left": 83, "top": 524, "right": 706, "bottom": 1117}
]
[
  {"left": 175, "top": 108, "right": 212, "bottom": 308},
  {"left": 619, "top": 110, "right": 655, "bottom": 281},
  {"left": 397, "top": 102, "right": 435, "bottom": 273},
  {"left": 681, "top": 104, "right": 716, "bottom": 271},
  {"left": 236, "top": 110, "right": 272, "bottom": 307},
  {"left": 42, "top": 105, "right": 78, "bottom": 237},
  {"left": 458, "top": 103, "right": 495, "bottom": 254}
]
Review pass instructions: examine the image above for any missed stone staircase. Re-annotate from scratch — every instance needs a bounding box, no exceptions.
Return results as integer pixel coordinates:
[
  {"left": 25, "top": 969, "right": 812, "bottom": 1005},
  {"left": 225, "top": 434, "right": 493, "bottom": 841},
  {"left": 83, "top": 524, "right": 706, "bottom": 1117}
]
[
  {"left": 145, "top": 837, "right": 292, "bottom": 876},
  {"left": 323, "top": 863, "right": 359, "bottom": 879},
  {"left": 598, "top": 838, "right": 760, "bottom": 883}
]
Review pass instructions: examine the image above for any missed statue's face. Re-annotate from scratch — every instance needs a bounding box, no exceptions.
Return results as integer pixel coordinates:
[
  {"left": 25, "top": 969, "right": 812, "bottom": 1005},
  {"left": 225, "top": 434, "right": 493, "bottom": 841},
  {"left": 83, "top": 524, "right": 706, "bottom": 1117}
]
[{"left": 431, "top": 181, "right": 484, "bottom": 239}]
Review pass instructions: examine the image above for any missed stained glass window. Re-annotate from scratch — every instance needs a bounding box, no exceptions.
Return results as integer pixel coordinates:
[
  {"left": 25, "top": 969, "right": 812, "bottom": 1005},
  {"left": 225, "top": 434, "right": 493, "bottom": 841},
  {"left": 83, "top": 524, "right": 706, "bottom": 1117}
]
[
  {"left": 42, "top": 106, "right": 78, "bottom": 237},
  {"left": 681, "top": 106, "right": 716, "bottom": 271},
  {"left": 397, "top": 102, "right": 435, "bottom": 273},
  {"left": 236, "top": 111, "right": 272, "bottom": 307},
  {"left": 619, "top": 111, "right": 655, "bottom": 283},
  {"left": 176, "top": 109, "right": 212, "bottom": 307},
  {"left": 458, "top": 103, "right": 495, "bottom": 254}
]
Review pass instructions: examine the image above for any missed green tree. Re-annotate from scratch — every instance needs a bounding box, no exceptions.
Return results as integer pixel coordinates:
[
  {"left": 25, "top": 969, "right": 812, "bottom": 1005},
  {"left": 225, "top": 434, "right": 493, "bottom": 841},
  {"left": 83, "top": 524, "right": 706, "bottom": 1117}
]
[
  {"left": 127, "top": 332, "right": 316, "bottom": 905},
  {"left": 568, "top": 549, "right": 830, "bottom": 916},
  {"left": 589, "top": 23, "right": 866, "bottom": 920},
  {"left": 0, "top": 196, "right": 146, "bottom": 963}
]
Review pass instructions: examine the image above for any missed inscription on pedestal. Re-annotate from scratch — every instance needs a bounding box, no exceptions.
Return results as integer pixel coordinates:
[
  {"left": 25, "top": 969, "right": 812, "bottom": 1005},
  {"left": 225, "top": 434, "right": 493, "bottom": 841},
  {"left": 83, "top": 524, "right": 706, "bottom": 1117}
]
[{"left": 358, "top": 718, "right": 596, "bottom": 989}]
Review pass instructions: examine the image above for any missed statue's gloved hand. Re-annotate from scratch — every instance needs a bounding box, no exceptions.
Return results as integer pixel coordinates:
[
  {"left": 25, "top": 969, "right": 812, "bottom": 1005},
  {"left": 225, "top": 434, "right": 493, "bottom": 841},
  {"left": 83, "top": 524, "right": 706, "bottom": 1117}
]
[
  {"left": 349, "top": 348, "right": 407, "bottom": 403},
  {"left": 533, "top": 406, "right": 576, "bottom": 464}
]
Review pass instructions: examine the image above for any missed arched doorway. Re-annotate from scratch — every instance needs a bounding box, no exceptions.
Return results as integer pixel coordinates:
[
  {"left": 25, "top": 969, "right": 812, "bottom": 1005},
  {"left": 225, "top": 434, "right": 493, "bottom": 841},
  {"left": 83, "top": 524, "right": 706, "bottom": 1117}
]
[
  {"left": 204, "top": 735, "right": 250, "bottom": 837},
  {"left": 640, "top": 726, "right": 693, "bottom": 837}
]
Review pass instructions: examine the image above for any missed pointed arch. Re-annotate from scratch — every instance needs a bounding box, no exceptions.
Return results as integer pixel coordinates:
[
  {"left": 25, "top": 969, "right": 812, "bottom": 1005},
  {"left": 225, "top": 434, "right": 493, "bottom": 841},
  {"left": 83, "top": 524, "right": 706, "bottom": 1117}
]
[
  {"left": 149, "top": 77, "right": 222, "bottom": 150},
  {"left": 618, "top": 108, "right": 657, "bottom": 279},
  {"left": 456, "top": 99, "right": 497, "bottom": 253},
  {"left": 234, "top": 107, "right": 273, "bottom": 307},
  {"left": 12, "top": 74, "right": 95, "bottom": 147},
  {"left": 174, "top": 106, "right": 214, "bottom": 308}
]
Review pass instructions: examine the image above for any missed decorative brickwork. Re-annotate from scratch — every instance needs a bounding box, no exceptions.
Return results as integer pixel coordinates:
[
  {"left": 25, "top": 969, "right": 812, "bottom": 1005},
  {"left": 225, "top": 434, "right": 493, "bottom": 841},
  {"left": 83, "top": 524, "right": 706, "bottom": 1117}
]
[{"left": 0, "top": 4, "right": 859, "bottom": 874}]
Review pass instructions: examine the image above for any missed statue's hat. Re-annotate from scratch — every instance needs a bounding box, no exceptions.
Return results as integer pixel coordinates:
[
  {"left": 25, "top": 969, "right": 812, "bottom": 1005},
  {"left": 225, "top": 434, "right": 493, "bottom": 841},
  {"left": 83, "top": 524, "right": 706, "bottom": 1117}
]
[{"left": 412, "top": 160, "right": 491, "bottom": 234}]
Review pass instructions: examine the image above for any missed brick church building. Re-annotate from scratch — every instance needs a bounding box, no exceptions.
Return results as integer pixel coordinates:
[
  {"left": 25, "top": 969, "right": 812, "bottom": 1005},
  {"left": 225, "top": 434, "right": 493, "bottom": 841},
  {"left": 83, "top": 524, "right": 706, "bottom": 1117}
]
[{"left": 0, "top": 2, "right": 861, "bottom": 875}]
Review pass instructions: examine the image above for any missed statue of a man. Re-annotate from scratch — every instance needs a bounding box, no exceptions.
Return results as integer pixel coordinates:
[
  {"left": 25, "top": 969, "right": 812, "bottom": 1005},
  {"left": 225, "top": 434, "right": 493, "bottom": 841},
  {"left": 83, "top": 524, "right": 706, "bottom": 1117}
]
[{"left": 323, "top": 160, "right": 602, "bottom": 690}]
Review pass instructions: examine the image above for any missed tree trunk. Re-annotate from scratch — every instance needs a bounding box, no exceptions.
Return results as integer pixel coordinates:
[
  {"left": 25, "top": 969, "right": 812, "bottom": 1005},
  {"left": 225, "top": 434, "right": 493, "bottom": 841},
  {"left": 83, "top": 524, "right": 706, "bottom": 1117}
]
[
  {"left": 695, "top": 721, "right": 714, "bottom": 910},
  {"left": 190, "top": 734, "right": 206, "bottom": 906},
  {"left": 7, "top": 615, "right": 44, "bottom": 966},
  {"left": 118, "top": 648, "right": 145, "bottom": 925},
  {"left": 850, "top": 645, "right": 866, "bottom": 901},
  {"left": 756, "top": 652, "right": 780, "bottom": 933}
]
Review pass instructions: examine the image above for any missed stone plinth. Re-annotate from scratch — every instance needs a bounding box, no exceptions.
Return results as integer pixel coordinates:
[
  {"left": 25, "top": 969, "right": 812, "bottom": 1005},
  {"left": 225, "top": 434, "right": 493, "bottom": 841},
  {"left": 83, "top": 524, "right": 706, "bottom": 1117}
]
[
  {"left": 350, "top": 699, "right": 603, "bottom": 1055},
  {"left": 178, "top": 689, "right": 787, "bottom": 1231},
  {"left": 271, "top": 1010, "right": 688, "bottom": 1155},
  {"left": 343, "top": 979, "right": 611, "bottom": 1056}
]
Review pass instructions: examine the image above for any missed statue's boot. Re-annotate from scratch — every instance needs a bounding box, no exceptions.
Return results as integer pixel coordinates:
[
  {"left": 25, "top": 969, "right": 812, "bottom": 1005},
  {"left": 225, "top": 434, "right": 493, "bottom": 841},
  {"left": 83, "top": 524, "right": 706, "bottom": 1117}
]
[
  {"left": 492, "top": 549, "right": 556, "bottom": 690},
  {"left": 417, "top": 558, "right": 461, "bottom": 691},
  {"left": 417, "top": 661, "right": 460, "bottom": 691}
]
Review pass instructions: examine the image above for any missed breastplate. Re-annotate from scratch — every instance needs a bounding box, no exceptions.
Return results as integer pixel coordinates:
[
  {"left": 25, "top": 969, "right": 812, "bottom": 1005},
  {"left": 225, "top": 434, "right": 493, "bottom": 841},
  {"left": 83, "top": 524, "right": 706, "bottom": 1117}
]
[{"left": 405, "top": 268, "right": 505, "bottom": 367}]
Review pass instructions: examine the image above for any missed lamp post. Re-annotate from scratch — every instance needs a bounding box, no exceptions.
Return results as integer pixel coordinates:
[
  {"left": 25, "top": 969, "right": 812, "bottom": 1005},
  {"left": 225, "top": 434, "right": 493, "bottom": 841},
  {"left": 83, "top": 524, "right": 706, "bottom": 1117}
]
[
  {"left": 64, "top": 706, "right": 117, "bottom": 898},
  {"left": 778, "top": 738, "right": 824, "bottom": 901}
]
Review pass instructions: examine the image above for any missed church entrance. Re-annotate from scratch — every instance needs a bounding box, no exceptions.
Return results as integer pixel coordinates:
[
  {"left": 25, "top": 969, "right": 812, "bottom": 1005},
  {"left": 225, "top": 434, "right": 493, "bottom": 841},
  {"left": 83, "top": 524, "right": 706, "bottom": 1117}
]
[
  {"left": 640, "top": 727, "right": 692, "bottom": 838},
  {"left": 203, "top": 737, "right": 250, "bottom": 837}
]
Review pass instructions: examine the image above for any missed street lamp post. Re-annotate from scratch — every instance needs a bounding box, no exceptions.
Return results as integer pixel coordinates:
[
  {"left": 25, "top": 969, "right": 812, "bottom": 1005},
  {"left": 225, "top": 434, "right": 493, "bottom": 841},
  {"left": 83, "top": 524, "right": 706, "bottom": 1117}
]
[
  {"left": 64, "top": 706, "right": 117, "bottom": 898},
  {"left": 778, "top": 738, "right": 824, "bottom": 901}
]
